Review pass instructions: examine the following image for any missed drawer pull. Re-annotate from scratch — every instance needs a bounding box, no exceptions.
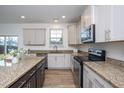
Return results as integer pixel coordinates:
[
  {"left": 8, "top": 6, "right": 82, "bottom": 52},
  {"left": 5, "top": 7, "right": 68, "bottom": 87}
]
[
  {"left": 30, "top": 70, "right": 36, "bottom": 76},
  {"left": 18, "top": 81, "right": 26, "bottom": 88},
  {"left": 94, "top": 79, "right": 104, "bottom": 88}
]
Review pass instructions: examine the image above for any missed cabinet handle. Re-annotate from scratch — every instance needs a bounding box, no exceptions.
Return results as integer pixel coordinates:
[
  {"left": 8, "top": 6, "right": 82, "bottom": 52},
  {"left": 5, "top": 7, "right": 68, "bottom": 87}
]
[
  {"left": 105, "top": 29, "right": 111, "bottom": 42},
  {"left": 28, "top": 82, "right": 30, "bottom": 88},
  {"left": 105, "top": 30, "right": 108, "bottom": 41},
  {"left": 108, "top": 30, "right": 111, "bottom": 41},
  {"left": 30, "top": 70, "right": 36, "bottom": 76},
  {"left": 18, "top": 81, "right": 26, "bottom": 88},
  {"left": 94, "top": 79, "right": 104, "bottom": 88}
]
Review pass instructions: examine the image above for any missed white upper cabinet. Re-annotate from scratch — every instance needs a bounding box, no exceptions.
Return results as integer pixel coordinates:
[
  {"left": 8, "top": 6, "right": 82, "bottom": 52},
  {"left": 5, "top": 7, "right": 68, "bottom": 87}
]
[
  {"left": 35, "top": 29, "right": 46, "bottom": 45},
  {"left": 23, "top": 28, "right": 46, "bottom": 45},
  {"left": 76, "top": 20, "right": 82, "bottom": 44},
  {"left": 94, "top": 5, "right": 124, "bottom": 42},
  {"left": 68, "top": 21, "right": 82, "bottom": 45},
  {"left": 68, "top": 24, "right": 77, "bottom": 45},
  {"left": 23, "top": 29, "right": 35, "bottom": 45},
  {"left": 81, "top": 6, "right": 94, "bottom": 29},
  {"left": 82, "top": 5, "right": 124, "bottom": 43},
  {"left": 94, "top": 6, "right": 111, "bottom": 42},
  {"left": 110, "top": 6, "right": 124, "bottom": 41}
]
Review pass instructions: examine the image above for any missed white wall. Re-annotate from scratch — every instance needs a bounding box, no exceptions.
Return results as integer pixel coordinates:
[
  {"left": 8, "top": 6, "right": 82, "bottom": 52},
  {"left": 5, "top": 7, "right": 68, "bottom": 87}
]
[
  {"left": 78, "top": 42, "right": 124, "bottom": 61},
  {"left": 0, "top": 23, "right": 74, "bottom": 50}
]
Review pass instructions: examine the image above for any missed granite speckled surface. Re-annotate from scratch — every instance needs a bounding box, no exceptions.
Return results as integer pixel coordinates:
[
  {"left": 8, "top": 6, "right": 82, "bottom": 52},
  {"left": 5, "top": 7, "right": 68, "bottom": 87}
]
[
  {"left": 30, "top": 50, "right": 73, "bottom": 54},
  {"left": 71, "top": 51, "right": 88, "bottom": 57},
  {"left": 84, "top": 58, "right": 124, "bottom": 88},
  {"left": 0, "top": 56, "right": 45, "bottom": 88}
]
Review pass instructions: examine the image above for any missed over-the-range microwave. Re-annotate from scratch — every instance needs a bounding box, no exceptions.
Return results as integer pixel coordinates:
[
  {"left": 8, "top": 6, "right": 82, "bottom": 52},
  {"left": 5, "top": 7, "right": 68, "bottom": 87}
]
[{"left": 81, "top": 24, "right": 95, "bottom": 43}]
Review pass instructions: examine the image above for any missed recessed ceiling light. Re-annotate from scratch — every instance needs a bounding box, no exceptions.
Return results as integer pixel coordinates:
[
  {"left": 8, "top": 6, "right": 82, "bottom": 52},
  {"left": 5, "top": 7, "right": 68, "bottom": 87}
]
[
  {"left": 62, "top": 16, "right": 66, "bottom": 19},
  {"left": 20, "top": 16, "right": 25, "bottom": 19},
  {"left": 54, "top": 19, "right": 59, "bottom": 23}
]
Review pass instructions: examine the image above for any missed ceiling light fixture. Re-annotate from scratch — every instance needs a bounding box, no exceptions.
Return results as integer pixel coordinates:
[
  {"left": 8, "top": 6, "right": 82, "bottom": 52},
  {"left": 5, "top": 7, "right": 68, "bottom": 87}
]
[
  {"left": 20, "top": 16, "right": 25, "bottom": 19},
  {"left": 62, "top": 16, "right": 66, "bottom": 19}
]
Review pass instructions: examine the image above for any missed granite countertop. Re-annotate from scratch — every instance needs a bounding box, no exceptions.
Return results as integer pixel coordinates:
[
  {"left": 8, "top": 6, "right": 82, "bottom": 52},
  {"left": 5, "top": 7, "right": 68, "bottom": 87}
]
[
  {"left": 71, "top": 52, "right": 88, "bottom": 57},
  {"left": 84, "top": 58, "right": 124, "bottom": 88},
  {"left": 0, "top": 56, "right": 45, "bottom": 88},
  {"left": 30, "top": 50, "right": 73, "bottom": 54}
]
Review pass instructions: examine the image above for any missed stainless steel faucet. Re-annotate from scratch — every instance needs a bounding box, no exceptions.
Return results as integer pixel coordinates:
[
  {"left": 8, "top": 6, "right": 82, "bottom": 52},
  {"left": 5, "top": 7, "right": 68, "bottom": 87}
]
[{"left": 53, "top": 45, "right": 58, "bottom": 52}]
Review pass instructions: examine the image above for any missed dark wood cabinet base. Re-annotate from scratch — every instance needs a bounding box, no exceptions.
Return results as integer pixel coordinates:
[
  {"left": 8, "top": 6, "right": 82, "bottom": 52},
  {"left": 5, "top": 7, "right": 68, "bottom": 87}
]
[{"left": 9, "top": 56, "right": 47, "bottom": 88}]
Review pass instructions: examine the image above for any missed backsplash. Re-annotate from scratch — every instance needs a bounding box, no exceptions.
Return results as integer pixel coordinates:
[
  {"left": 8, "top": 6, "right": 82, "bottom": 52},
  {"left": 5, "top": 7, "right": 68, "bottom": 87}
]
[{"left": 78, "top": 42, "right": 124, "bottom": 61}]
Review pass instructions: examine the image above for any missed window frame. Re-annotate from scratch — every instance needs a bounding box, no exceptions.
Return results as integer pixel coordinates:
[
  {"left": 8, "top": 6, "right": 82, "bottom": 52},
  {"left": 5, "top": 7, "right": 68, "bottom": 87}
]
[
  {"left": 49, "top": 28, "right": 64, "bottom": 46},
  {"left": 0, "top": 35, "right": 19, "bottom": 55}
]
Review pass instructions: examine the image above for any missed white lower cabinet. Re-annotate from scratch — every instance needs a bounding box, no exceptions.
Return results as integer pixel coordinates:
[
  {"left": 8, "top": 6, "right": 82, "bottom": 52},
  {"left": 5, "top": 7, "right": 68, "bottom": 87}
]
[
  {"left": 83, "top": 65, "right": 113, "bottom": 88},
  {"left": 64, "top": 54, "right": 71, "bottom": 68},
  {"left": 48, "top": 54, "right": 71, "bottom": 69},
  {"left": 83, "top": 66, "right": 94, "bottom": 88},
  {"left": 70, "top": 56, "right": 74, "bottom": 72},
  {"left": 56, "top": 54, "right": 65, "bottom": 68},
  {"left": 48, "top": 54, "right": 56, "bottom": 68}
]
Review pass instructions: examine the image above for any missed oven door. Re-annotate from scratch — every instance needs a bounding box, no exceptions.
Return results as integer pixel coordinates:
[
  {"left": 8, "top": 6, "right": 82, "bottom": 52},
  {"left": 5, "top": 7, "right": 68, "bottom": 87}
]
[{"left": 73, "top": 59, "right": 82, "bottom": 88}]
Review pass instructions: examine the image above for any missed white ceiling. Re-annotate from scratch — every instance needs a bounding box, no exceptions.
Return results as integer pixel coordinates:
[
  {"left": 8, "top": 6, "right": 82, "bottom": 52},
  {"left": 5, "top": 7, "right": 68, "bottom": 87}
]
[{"left": 0, "top": 5, "right": 86, "bottom": 23}]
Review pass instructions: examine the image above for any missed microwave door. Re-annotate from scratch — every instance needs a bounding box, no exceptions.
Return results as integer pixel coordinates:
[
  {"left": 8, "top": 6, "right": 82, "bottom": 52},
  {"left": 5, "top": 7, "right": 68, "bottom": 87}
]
[
  {"left": 83, "top": 30, "right": 93, "bottom": 42},
  {"left": 82, "top": 24, "right": 95, "bottom": 43}
]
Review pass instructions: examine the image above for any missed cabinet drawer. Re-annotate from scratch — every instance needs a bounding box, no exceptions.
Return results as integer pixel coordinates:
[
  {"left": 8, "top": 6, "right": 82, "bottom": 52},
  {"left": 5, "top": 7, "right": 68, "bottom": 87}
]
[{"left": 9, "top": 66, "right": 37, "bottom": 88}]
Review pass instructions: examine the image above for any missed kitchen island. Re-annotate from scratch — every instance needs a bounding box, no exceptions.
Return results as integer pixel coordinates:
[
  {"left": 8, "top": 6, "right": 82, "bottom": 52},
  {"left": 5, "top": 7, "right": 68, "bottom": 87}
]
[{"left": 0, "top": 55, "right": 47, "bottom": 88}]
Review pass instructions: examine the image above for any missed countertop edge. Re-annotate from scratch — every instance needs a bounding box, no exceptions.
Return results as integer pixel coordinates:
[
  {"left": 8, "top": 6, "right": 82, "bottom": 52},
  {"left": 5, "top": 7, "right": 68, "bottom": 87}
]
[
  {"left": 83, "top": 63, "right": 118, "bottom": 88},
  {"left": 5, "top": 57, "right": 45, "bottom": 88}
]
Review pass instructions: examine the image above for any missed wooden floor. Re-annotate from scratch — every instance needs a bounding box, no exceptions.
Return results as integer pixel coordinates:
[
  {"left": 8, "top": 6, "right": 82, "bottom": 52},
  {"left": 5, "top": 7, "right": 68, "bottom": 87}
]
[{"left": 43, "top": 69, "right": 76, "bottom": 88}]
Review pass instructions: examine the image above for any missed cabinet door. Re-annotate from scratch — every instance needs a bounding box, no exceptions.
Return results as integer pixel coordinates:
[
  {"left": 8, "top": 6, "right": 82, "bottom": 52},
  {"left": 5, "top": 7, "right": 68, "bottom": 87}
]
[
  {"left": 95, "top": 6, "right": 106, "bottom": 42},
  {"left": 95, "top": 5, "right": 111, "bottom": 42},
  {"left": 83, "top": 6, "right": 92, "bottom": 27},
  {"left": 36, "top": 66, "right": 43, "bottom": 88},
  {"left": 70, "top": 56, "right": 74, "bottom": 72},
  {"left": 48, "top": 54, "right": 56, "bottom": 68},
  {"left": 64, "top": 54, "right": 71, "bottom": 68},
  {"left": 76, "top": 21, "right": 82, "bottom": 44},
  {"left": 56, "top": 54, "right": 65, "bottom": 68},
  {"left": 83, "top": 67, "right": 94, "bottom": 88},
  {"left": 36, "top": 63, "right": 45, "bottom": 88},
  {"left": 23, "top": 74, "right": 36, "bottom": 88},
  {"left": 111, "top": 6, "right": 124, "bottom": 41},
  {"left": 23, "top": 29, "right": 35, "bottom": 45},
  {"left": 83, "top": 70, "right": 88, "bottom": 88},
  {"left": 68, "top": 25, "right": 77, "bottom": 44},
  {"left": 35, "top": 29, "right": 46, "bottom": 45}
]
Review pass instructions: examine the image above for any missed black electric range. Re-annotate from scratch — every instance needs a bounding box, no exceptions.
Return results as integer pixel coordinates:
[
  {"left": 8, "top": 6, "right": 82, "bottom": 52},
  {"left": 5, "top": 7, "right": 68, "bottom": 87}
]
[{"left": 73, "top": 48, "right": 106, "bottom": 88}]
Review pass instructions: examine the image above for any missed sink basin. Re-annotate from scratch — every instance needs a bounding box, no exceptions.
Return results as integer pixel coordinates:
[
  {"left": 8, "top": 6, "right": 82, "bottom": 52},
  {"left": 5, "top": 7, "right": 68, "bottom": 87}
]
[{"left": 49, "top": 51, "right": 64, "bottom": 53}]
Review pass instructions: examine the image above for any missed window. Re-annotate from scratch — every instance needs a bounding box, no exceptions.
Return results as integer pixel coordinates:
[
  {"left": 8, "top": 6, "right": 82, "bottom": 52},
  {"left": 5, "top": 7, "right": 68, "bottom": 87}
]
[
  {"left": 0, "top": 36, "right": 18, "bottom": 55},
  {"left": 0, "top": 37, "right": 5, "bottom": 54},
  {"left": 50, "top": 29, "right": 63, "bottom": 45}
]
